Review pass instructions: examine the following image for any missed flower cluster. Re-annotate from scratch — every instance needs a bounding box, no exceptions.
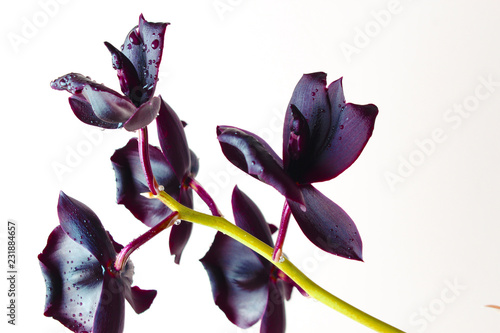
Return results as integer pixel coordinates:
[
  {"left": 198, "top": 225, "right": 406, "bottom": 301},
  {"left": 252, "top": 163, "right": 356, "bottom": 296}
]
[{"left": 40, "top": 14, "right": 379, "bottom": 333}]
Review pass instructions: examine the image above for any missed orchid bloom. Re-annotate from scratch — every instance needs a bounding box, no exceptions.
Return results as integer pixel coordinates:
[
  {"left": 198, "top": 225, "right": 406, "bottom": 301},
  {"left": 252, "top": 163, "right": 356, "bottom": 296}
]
[
  {"left": 38, "top": 192, "right": 156, "bottom": 333},
  {"left": 201, "top": 187, "right": 293, "bottom": 333},
  {"left": 111, "top": 98, "right": 198, "bottom": 263},
  {"left": 217, "top": 72, "right": 378, "bottom": 260},
  {"left": 50, "top": 15, "right": 168, "bottom": 131}
]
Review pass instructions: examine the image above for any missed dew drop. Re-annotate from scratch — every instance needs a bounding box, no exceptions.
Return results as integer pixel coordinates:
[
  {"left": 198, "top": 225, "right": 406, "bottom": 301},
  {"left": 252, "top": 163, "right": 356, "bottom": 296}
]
[
  {"left": 174, "top": 220, "right": 181, "bottom": 226},
  {"left": 151, "top": 39, "right": 160, "bottom": 49}
]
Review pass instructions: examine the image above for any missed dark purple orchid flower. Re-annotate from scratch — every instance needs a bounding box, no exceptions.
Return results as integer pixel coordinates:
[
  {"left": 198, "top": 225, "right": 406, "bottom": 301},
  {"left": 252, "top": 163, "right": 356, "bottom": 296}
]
[
  {"left": 38, "top": 192, "right": 156, "bottom": 333},
  {"left": 217, "top": 72, "right": 378, "bottom": 260},
  {"left": 111, "top": 97, "right": 198, "bottom": 264},
  {"left": 50, "top": 15, "right": 168, "bottom": 131},
  {"left": 201, "top": 186, "right": 292, "bottom": 333}
]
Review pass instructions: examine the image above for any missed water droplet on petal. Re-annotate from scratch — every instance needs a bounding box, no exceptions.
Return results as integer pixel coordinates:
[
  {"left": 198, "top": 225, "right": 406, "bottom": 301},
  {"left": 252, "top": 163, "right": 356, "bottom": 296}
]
[
  {"left": 174, "top": 220, "right": 181, "bottom": 226},
  {"left": 151, "top": 39, "right": 159, "bottom": 49}
]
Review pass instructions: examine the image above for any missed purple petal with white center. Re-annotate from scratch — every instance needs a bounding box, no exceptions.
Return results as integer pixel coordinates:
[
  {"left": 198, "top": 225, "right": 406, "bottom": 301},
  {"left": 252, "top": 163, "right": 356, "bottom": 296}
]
[
  {"left": 306, "top": 77, "right": 378, "bottom": 183},
  {"left": 38, "top": 226, "right": 105, "bottom": 333},
  {"left": 110, "top": 139, "right": 180, "bottom": 227},
  {"left": 217, "top": 126, "right": 304, "bottom": 206},
  {"left": 57, "top": 192, "right": 116, "bottom": 266},
  {"left": 287, "top": 185, "right": 362, "bottom": 261},
  {"left": 200, "top": 232, "right": 269, "bottom": 328},
  {"left": 123, "top": 96, "right": 161, "bottom": 131},
  {"left": 156, "top": 97, "right": 191, "bottom": 181}
]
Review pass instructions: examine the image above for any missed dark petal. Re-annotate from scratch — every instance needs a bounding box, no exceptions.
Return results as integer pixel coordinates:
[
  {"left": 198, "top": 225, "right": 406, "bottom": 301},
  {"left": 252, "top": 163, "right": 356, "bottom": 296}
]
[
  {"left": 120, "top": 15, "right": 168, "bottom": 104},
  {"left": 104, "top": 42, "right": 142, "bottom": 105},
  {"left": 57, "top": 192, "right": 116, "bottom": 266},
  {"left": 283, "top": 105, "right": 311, "bottom": 182},
  {"left": 217, "top": 126, "right": 304, "bottom": 207},
  {"left": 92, "top": 273, "right": 125, "bottom": 333},
  {"left": 200, "top": 232, "right": 269, "bottom": 328},
  {"left": 283, "top": 72, "right": 331, "bottom": 166},
  {"left": 306, "top": 77, "right": 378, "bottom": 182},
  {"left": 110, "top": 139, "right": 181, "bottom": 227},
  {"left": 169, "top": 189, "right": 193, "bottom": 264},
  {"left": 123, "top": 96, "right": 161, "bottom": 131},
  {"left": 260, "top": 282, "right": 286, "bottom": 333},
  {"left": 189, "top": 149, "right": 199, "bottom": 177},
  {"left": 68, "top": 95, "right": 122, "bottom": 129},
  {"left": 287, "top": 185, "right": 362, "bottom": 261},
  {"left": 232, "top": 186, "right": 274, "bottom": 248},
  {"left": 38, "top": 226, "right": 104, "bottom": 333},
  {"left": 51, "top": 73, "right": 136, "bottom": 124},
  {"left": 156, "top": 97, "right": 191, "bottom": 181},
  {"left": 124, "top": 286, "right": 157, "bottom": 314}
]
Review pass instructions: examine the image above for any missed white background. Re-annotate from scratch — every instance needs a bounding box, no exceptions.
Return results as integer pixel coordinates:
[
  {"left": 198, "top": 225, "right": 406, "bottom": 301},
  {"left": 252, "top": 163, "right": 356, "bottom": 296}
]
[{"left": 1, "top": 0, "right": 500, "bottom": 332}]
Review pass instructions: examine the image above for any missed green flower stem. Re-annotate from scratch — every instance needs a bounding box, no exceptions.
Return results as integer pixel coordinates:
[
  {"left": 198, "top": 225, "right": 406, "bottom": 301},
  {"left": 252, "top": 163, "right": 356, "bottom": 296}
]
[{"left": 152, "top": 190, "right": 404, "bottom": 333}]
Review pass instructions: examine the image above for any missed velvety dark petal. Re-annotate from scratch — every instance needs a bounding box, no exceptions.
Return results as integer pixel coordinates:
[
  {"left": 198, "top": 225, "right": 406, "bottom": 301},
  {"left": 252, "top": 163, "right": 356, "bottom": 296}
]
[
  {"left": 120, "top": 15, "right": 168, "bottom": 104},
  {"left": 57, "top": 192, "right": 116, "bottom": 266},
  {"left": 305, "top": 77, "right": 378, "bottom": 182},
  {"left": 283, "top": 105, "right": 311, "bottom": 181},
  {"left": 123, "top": 96, "right": 161, "bottom": 131},
  {"left": 38, "top": 226, "right": 104, "bottom": 333},
  {"left": 287, "top": 185, "right": 362, "bottom": 261},
  {"left": 124, "top": 286, "right": 157, "bottom": 314},
  {"left": 283, "top": 72, "right": 331, "bottom": 166},
  {"left": 189, "top": 149, "right": 199, "bottom": 178},
  {"left": 156, "top": 97, "right": 191, "bottom": 181},
  {"left": 68, "top": 95, "right": 122, "bottom": 129},
  {"left": 51, "top": 73, "right": 136, "bottom": 125},
  {"left": 217, "top": 126, "right": 304, "bottom": 207},
  {"left": 92, "top": 273, "right": 125, "bottom": 333},
  {"left": 110, "top": 139, "right": 180, "bottom": 227},
  {"left": 104, "top": 42, "right": 142, "bottom": 105},
  {"left": 260, "top": 282, "right": 286, "bottom": 333},
  {"left": 169, "top": 189, "right": 193, "bottom": 264},
  {"left": 232, "top": 186, "right": 274, "bottom": 248},
  {"left": 200, "top": 232, "right": 269, "bottom": 328}
]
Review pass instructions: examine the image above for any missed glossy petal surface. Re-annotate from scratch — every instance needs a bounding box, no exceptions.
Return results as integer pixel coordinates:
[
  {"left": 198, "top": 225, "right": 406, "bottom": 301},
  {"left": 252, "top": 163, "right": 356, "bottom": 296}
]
[
  {"left": 217, "top": 126, "right": 304, "bottom": 206},
  {"left": 104, "top": 41, "right": 142, "bottom": 105},
  {"left": 123, "top": 96, "right": 161, "bottom": 131},
  {"left": 156, "top": 98, "right": 191, "bottom": 181},
  {"left": 200, "top": 232, "right": 269, "bottom": 328},
  {"left": 169, "top": 189, "right": 193, "bottom": 264},
  {"left": 287, "top": 185, "right": 362, "bottom": 260},
  {"left": 68, "top": 95, "right": 122, "bottom": 129},
  {"left": 120, "top": 15, "right": 168, "bottom": 105},
  {"left": 57, "top": 192, "right": 116, "bottom": 266},
  {"left": 261, "top": 282, "right": 286, "bottom": 333},
  {"left": 283, "top": 72, "right": 331, "bottom": 170},
  {"left": 308, "top": 78, "right": 378, "bottom": 182},
  {"left": 51, "top": 73, "right": 136, "bottom": 125},
  {"left": 110, "top": 139, "right": 180, "bottom": 227},
  {"left": 38, "top": 226, "right": 104, "bottom": 333},
  {"left": 232, "top": 186, "right": 273, "bottom": 248},
  {"left": 92, "top": 273, "right": 125, "bottom": 333}
]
